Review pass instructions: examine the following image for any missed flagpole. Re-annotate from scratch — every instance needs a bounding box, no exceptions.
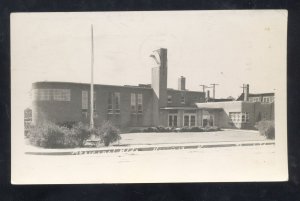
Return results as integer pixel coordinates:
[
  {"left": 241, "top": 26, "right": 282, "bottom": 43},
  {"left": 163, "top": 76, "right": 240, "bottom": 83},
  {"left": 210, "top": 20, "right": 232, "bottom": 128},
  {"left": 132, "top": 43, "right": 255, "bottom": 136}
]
[{"left": 90, "top": 24, "right": 94, "bottom": 129}]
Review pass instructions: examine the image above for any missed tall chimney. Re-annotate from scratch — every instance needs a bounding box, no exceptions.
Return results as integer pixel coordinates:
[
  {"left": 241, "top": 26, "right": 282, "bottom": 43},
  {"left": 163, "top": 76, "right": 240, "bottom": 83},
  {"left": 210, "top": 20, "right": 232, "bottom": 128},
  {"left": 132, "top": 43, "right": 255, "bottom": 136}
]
[
  {"left": 244, "top": 84, "right": 249, "bottom": 101},
  {"left": 178, "top": 76, "right": 186, "bottom": 91},
  {"left": 150, "top": 48, "right": 168, "bottom": 126}
]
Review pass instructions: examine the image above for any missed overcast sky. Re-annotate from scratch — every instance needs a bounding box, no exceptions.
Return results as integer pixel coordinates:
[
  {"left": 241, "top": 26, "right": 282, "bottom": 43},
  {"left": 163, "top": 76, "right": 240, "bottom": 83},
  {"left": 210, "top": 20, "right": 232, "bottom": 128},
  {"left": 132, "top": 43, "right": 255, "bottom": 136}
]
[{"left": 11, "top": 10, "right": 287, "bottom": 107}]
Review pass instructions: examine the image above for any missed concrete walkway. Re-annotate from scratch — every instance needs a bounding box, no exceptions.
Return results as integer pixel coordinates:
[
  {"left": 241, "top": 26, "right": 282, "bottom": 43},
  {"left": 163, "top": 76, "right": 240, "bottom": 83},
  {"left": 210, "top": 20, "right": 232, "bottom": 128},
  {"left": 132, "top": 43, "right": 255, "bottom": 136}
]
[{"left": 25, "top": 140, "right": 275, "bottom": 156}]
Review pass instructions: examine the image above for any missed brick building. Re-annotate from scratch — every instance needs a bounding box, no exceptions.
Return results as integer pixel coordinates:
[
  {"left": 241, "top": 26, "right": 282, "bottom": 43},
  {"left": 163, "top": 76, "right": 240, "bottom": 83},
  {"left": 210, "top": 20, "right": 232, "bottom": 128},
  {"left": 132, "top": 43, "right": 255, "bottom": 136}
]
[
  {"left": 31, "top": 48, "right": 274, "bottom": 130},
  {"left": 195, "top": 84, "right": 274, "bottom": 129},
  {"left": 32, "top": 48, "right": 205, "bottom": 129}
]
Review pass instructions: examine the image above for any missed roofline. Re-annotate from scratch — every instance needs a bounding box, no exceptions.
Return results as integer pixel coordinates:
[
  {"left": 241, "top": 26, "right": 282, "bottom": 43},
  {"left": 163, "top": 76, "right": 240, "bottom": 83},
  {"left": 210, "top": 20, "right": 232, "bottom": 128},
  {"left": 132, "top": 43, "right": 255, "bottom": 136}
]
[
  {"left": 32, "top": 81, "right": 153, "bottom": 90},
  {"left": 32, "top": 81, "right": 204, "bottom": 93},
  {"left": 167, "top": 88, "right": 204, "bottom": 93},
  {"left": 160, "top": 107, "right": 198, "bottom": 110}
]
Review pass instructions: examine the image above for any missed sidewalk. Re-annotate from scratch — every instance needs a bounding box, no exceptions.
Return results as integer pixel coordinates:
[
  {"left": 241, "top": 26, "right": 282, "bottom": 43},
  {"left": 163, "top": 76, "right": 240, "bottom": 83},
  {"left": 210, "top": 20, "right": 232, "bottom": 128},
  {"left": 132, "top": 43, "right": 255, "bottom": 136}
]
[{"left": 25, "top": 140, "right": 275, "bottom": 156}]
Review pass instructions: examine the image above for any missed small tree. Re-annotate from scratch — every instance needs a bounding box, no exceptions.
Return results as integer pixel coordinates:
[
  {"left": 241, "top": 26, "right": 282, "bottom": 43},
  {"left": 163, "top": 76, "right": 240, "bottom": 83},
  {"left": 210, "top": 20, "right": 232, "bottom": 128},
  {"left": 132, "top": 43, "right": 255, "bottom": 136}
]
[{"left": 97, "top": 121, "right": 121, "bottom": 146}]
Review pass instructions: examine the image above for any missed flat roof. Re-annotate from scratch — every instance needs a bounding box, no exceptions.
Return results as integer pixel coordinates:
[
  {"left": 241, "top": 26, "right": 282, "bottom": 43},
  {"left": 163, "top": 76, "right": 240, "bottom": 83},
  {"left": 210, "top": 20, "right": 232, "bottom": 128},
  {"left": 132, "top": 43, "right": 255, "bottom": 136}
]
[
  {"left": 33, "top": 81, "right": 153, "bottom": 90},
  {"left": 33, "top": 81, "right": 204, "bottom": 93},
  {"left": 160, "top": 106, "right": 197, "bottom": 110}
]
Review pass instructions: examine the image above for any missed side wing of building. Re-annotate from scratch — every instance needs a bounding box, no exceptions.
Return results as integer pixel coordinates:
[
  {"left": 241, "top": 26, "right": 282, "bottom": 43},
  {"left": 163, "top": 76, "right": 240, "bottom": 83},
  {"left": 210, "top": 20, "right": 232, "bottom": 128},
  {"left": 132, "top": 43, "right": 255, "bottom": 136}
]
[{"left": 31, "top": 82, "right": 156, "bottom": 129}]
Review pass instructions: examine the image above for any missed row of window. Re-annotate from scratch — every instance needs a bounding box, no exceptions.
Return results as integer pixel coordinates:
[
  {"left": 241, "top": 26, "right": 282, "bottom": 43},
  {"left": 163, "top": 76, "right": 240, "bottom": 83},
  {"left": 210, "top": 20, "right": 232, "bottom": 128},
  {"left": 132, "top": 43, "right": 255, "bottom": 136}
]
[
  {"left": 168, "top": 95, "right": 200, "bottom": 104},
  {"left": 229, "top": 112, "right": 249, "bottom": 123},
  {"left": 33, "top": 89, "right": 71, "bottom": 101},
  {"left": 249, "top": 96, "right": 274, "bottom": 103},
  {"left": 169, "top": 114, "right": 214, "bottom": 127},
  {"left": 33, "top": 89, "right": 200, "bottom": 106},
  {"left": 168, "top": 114, "right": 196, "bottom": 127},
  {"left": 167, "top": 95, "right": 185, "bottom": 104},
  {"left": 81, "top": 91, "right": 144, "bottom": 115}
]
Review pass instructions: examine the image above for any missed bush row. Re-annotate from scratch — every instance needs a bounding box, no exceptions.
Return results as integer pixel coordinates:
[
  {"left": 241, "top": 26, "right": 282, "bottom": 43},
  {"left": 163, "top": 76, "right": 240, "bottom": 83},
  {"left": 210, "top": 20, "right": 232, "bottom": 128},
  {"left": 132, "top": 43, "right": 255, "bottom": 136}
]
[
  {"left": 28, "top": 121, "right": 121, "bottom": 148},
  {"left": 128, "top": 126, "right": 221, "bottom": 133}
]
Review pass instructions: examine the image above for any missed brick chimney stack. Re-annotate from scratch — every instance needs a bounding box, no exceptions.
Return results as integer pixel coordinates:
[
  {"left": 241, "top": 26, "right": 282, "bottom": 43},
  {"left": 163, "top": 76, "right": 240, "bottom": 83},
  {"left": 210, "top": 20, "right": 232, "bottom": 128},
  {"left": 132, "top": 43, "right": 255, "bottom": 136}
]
[
  {"left": 206, "top": 90, "right": 210, "bottom": 101},
  {"left": 178, "top": 76, "right": 186, "bottom": 91},
  {"left": 243, "top": 84, "right": 249, "bottom": 101}
]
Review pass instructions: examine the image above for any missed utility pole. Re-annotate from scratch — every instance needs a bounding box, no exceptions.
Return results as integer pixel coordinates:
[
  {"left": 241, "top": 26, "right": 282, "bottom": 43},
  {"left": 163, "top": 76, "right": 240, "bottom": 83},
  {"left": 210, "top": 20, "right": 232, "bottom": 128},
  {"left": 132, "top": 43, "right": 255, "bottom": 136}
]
[
  {"left": 199, "top": 84, "right": 208, "bottom": 92},
  {"left": 90, "top": 24, "right": 94, "bottom": 129},
  {"left": 240, "top": 85, "right": 246, "bottom": 93},
  {"left": 210, "top": 83, "right": 219, "bottom": 99}
]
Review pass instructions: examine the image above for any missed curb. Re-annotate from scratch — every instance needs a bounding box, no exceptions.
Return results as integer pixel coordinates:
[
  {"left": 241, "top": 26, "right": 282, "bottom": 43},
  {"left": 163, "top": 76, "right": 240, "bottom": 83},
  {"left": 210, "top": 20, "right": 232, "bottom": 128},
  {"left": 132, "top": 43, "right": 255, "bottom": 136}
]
[{"left": 25, "top": 141, "right": 275, "bottom": 156}]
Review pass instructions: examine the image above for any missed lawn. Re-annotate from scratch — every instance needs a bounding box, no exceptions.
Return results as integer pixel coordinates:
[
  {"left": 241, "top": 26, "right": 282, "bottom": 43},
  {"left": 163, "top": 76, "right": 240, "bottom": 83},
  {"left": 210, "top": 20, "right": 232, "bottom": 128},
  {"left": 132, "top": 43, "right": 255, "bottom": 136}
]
[{"left": 119, "top": 129, "right": 265, "bottom": 146}]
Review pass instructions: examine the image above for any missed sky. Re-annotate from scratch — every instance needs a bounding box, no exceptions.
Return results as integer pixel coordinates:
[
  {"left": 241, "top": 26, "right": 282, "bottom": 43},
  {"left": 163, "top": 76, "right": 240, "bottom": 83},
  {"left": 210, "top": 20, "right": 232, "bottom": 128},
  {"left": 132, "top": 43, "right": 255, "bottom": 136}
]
[{"left": 11, "top": 10, "right": 287, "bottom": 107}]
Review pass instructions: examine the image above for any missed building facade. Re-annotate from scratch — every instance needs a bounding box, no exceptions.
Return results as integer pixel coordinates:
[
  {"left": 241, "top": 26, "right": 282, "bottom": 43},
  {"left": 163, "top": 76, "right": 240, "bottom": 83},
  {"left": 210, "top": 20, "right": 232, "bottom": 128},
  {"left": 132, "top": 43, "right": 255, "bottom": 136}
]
[
  {"left": 31, "top": 48, "right": 274, "bottom": 130},
  {"left": 32, "top": 48, "right": 206, "bottom": 130}
]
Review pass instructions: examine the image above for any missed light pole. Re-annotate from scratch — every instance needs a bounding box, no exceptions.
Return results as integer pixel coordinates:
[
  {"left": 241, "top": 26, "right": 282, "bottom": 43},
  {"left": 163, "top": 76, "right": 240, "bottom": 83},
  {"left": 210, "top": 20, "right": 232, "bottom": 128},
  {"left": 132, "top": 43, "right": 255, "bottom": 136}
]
[{"left": 90, "top": 24, "right": 94, "bottom": 129}]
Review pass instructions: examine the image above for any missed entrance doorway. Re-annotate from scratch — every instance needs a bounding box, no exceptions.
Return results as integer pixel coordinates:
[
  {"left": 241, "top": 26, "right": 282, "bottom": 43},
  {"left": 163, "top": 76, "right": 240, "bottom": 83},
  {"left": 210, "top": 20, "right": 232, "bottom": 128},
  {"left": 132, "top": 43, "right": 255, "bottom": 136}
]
[{"left": 202, "top": 115, "right": 214, "bottom": 127}]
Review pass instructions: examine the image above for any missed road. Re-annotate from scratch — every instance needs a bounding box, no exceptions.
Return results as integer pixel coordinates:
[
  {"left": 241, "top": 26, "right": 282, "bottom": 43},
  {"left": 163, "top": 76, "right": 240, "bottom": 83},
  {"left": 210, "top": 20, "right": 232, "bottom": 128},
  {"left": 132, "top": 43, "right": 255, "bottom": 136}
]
[{"left": 13, "top": 144, "right": 283, "bottom": 184}]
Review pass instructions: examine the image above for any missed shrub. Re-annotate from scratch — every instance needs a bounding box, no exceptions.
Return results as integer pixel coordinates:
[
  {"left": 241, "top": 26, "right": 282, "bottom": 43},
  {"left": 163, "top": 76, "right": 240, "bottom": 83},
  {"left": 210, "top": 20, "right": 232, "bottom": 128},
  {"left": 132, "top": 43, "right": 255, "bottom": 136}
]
[
  {"left": 28, "top": 121, "right": 92, "bottom": 148},
  {"left": 128, "top": 128, "right": 142, "bottom": 133},
  {"left": 190, "top": 126, "right": 203, "bottom": 132},
  {"left": 256, "top": 120, "right": 275, "bottom": 139},
  {"left": 71, "top": 122, "right": 91, "bottom": 147},
  {"left": 180, "top": 127, "right": 191, "bottom": 132},
  {"left": 57, "top": 121, "right": 77, "bottom": 129},
  {"left": 28, "top": 121, "right": 68, "bottom": 148},
  {"left": 96, "top": 121, "right": 121, "bottom": 146},
  {"left": 156, "top": 126, "right": 171, "bottom": 132},
  {"left": 143, "top": 127, "right": 158, "bottom": 133}
]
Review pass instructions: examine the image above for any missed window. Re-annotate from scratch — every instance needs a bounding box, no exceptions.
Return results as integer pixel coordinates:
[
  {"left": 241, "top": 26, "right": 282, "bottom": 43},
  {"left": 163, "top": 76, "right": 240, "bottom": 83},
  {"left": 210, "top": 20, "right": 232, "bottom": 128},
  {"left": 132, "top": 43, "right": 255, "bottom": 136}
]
[
  {"left": 41, "top": 89, "right": 51, "bottom": 100},
  {"left": 137, "top": 93, "right": 143, "bottom": 114},
  {"left": 33, "top": 89, "right": 70, "bottom": 101},
  {"left": 58, "top": 89, "right": 71, "bottom": 101},
  {"left": 184, "top": 115, "right": 189, "bottom": 127},
  {"left": 263, "top": 97, "right": 270, "bottom": 103},
  {"left": 168, "top": 114, "right": 178, "bottom": 127},
  {"left": 115, "top": 92, "right": 120, "bottom": 114},
  {"left": 107, "top": 92, "right": 113, "bottom": 114},
  {"left": 173, "top": 116, "right": 177, "bottom": 127},
  {"left": 82, "top": 91, "right": 88, "bottom": 109},
  {"left": 131, "top": 93, "right": 136, "bottom": 113},
  {"left": 229, "top": 112, "right": 249, "bottom": 123},
  {"left": 107, "top": 92, "right": 121, "bottom": 114},
  {"left": 181, "top": 94, "right": 185, "bottom": 104},
  {"left": 167, "top": 95, "right": 172, "bottom": 104},
  {"left": 263, "top": 96, "right": 274, "bottom": 103},
  {"left": 249, "top": 97, "right": 261, "bottom": 102},
  {"left": 131, "top": 93, "right": 142, "bottom": 114},
  {"left": 190, "top": 116, "right": 196, "bottom": 127},
  {"left": 184, "top": 114, "right": 196, "bottom": 127}
]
